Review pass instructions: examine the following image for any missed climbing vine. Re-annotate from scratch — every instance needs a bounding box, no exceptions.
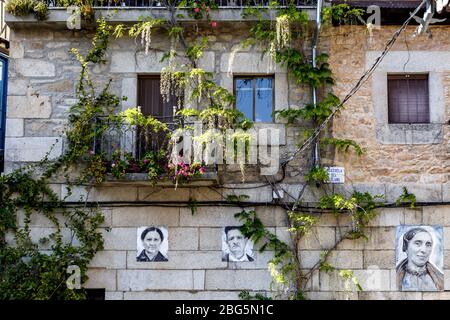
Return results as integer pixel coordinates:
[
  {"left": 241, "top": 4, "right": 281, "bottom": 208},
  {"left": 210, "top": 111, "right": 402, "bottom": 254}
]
[{"left": 2, "top": 1, "right": 421, "bottom": 300}]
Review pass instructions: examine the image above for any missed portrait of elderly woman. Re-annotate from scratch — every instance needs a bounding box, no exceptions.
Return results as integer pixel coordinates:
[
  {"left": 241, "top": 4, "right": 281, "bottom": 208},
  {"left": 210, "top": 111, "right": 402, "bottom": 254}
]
[
  {"left": 396, "top": 226, "right": 444, "bottom": 291},
  {"left": 136, "top": 226, "right": 169, "bottom": 262}
]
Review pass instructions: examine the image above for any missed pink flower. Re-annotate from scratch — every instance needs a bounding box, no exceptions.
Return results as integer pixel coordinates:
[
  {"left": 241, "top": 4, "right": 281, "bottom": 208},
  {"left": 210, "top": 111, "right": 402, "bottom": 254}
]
[
  {"left": 194, "top": 7, "right": 200, "bottom": 13},
  {"left": 211, "top": 21, "right": 217, "bottom": 28},
  {"left": 144, "top": 159, "right": 149, "bottom": 164},
  {"left": 199, "top": 167, "right": 206, "bottom": 174}
]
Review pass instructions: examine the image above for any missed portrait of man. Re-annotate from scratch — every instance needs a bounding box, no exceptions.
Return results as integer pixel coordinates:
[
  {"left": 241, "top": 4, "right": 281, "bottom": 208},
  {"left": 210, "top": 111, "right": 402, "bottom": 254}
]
[
  {"left": 222, "top": 226, "right": 255, "bottom": 262},
  {"left": 136, "top": 226, "right": 169, "bottom": 262},
  {"left": 396, "top": 225, "right": 444, "bottom": 291}
]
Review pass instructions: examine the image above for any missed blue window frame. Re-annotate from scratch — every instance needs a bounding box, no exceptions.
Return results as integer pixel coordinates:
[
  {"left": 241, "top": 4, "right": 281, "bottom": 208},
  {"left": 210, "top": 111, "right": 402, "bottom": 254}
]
[
  {"left": 234, "top": 76, "right": 274, "bottom": 122},
  {"left": 0, "top": 53, "right": 8, "bottom": 173}
]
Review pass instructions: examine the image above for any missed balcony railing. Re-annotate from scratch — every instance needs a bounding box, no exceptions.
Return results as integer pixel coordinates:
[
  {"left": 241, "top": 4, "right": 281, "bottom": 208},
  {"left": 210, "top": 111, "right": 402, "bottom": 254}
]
[
  {"left": 43, "top": 0, "right": 318, "bottom": 8},
  {"left": 93, "top": 115, "right": 219, "bottom": 183}
]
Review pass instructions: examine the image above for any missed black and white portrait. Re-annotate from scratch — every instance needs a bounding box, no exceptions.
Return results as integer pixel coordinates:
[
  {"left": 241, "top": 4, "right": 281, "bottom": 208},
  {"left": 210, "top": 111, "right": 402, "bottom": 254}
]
[
  {"left": 222, "top": 226, "right": 255, "bottom": 262},
  {"left": 396, "top": 225, "right": 444, "bottom": 291},
  {"left": 136, "top": 226, "right": 169, "bottom": 262}
]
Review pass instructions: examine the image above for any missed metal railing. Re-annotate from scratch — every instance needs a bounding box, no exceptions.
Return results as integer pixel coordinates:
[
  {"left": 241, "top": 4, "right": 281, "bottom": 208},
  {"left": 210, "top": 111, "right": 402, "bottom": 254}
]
[
  {"left": 93, "top": 115, "right": 219, "bottom": 178},
  {"left": 93, "top": 115, "right": 180, "bottom": 161},
  {"left": 44, "top": 0, "right": 317, "bottom": 8}
]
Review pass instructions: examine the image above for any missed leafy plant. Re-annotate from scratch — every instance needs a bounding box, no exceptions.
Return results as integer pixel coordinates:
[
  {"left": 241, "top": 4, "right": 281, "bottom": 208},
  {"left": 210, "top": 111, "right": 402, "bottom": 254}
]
[
  {"left": 395, "top": 187, "right": 416, "bottom": 208},
  {"left": 5, "top": 0, "right": 49, "bottom": 21},
  {"left": 304, "top": 166, "right": 330, "bottom": 185}
]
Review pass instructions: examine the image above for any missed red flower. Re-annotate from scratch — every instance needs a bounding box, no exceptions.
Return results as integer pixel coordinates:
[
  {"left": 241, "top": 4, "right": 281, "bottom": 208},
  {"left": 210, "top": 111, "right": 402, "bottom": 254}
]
[
  {"left": 194, "top": 7, "right": 200, "bottom": 13},
  {"left": 211, "top": 21, "right": 217, "bottom": 28}
]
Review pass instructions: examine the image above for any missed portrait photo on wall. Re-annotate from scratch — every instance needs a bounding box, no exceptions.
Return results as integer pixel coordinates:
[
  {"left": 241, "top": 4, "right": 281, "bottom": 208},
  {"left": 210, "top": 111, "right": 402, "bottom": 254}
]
[
  {"left": 396, "top": 225, "right": 444, "bottom": 291},
  {"left": 222, "top": 226, "right": 255, "bottom": 262},
  {"left": 136, "top": 226, "right": 169, "bottom": 262}
]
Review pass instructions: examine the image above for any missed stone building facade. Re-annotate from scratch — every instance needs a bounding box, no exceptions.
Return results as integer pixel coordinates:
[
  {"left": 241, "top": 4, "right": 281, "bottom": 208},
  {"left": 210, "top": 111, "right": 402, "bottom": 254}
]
[{"left": 3, "top": 4, "right": 450, "bottom": 300}]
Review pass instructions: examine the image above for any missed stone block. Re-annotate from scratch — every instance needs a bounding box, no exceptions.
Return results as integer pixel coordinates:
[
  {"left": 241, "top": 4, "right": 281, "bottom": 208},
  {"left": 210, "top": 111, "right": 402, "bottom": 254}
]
[
  {"left": 197, "top": 51, "right": 215, "bottom": 72},
  {"left": 102, "top": 228, "right": 136, "bottom": 250},
  {"left": 117, "top": 270, "right": 194, "bottom": 291},
  {"left": 423, "top": 206, "right": 450, "bottom": 226},
  {"left": 85, "top": 269, "right": 117, "bottom": 291},
  {"left": 15, "top": 59, "right": 55, "bottom": 77},
  {"left": 112, "top": 206, "right": 180, "bottom": 227},
  {"left": 319, "top": 269, "right": 391, "bottom": 292},
  {"left": 364, "top": 250, "right": 395, "bottom": 269},
  {"left": 404, "top": 208, "right": 423, "bottom": 225},
  {"left": 335, "top": 237, "right": 366, "bottom": 250},
  {"left": 220, "top": 52, "right": 284, "bottom": 74},
  {"left": 124, "top": 291, "right": 240, "bottom": 300},
  {"left": 364, "top": 227, "right": 396, "bottom": 250},
  {"left": 10, "top": 41, "right": 24, "bottom": 59},
  {"left": 88, "top": 251, "right": 127, "bottom": 269},
  {"left": 61, "top": 186, "right": 138, "bottom": 202},
  {"left": 329, "top": 250, "right": 364, "bottom": 269},
  {"left": 358, "top": 292, "right": 422, "bottom": 300},
  {"left": 110, "top": 51, "right": 136, "bottom": 73},
  {"left": 306, "top": 291, "right": 358, "bottom": 300},
  {"left": 5, "top": 119, "right": 24, "bottom": 137},
  {"left": 193, "top": 270, "right": 206, "bottom": 290},
  {"left": 121, "top": 77, "right": 137, "bottom": 110},
  {"left": 190, "top": 187, "right": 224, "bottom": 201},
  {"left": 7, "top": 93, "right": 52, "bottom": 119},
  {"left": 298, "top": 227, "right": 336, "bottom": 250},
  {"left": 441, "top": 183, "right": 450, "bottom": 201},
  {"left": 368, "top": 208, "right": 404, "bottom": 227},
  {"left": 5, "top": 137, "right": 62, "bottom": 161},
  {"left": 7, "top": 79, "right": 28, "bottom": 95},
  {"left": 126, "top": 251, "right": 225, "bottom": 269},
  {"left": 423, "top": 292, "right": 450, "bottom": 300},
  {"left": 105, "top": 292, "right": 124, "bottom": 300},
  {"left": 137, "top": 187, "right": 190, "bottom": 201},
  {"left": 170, "top": 227, "right": 199, "bottom": 250},
  {"left": 24, "top": 119, "right": 67, "bottom": 137},
  {"left": 180, "top": 206, "right": 244, "bottom": 227},
  {"left": 386, "top": 184, "right": 442, "bottom": 203},
  {"left": 205, "top": 270, "right": 272, "bottom": 291},
  {"left": 221, "top": 185, "right": 273, "bottom": 203},
  {"left": 445, "top": 270, "right": 450, "bottom": 290},
  {"left": 199, "top": 227, "right": 222, "bottom": 250},
  {"left": 48, "top": 49, "right": 70, "bottom": 61},
  {"left": 299, "top": 250, "right": 322, "bottom": 269}
]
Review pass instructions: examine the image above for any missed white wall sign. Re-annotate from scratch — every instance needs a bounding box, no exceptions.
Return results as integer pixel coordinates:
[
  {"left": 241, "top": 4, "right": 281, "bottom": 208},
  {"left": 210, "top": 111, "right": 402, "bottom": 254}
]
[{"left": 326, "top": 167, "right": 345, "bottom": 184}]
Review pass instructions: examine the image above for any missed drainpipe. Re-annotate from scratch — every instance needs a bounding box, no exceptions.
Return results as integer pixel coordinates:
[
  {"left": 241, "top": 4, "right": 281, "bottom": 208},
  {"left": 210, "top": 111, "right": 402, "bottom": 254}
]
[{"left": 311, "top": 0, "right": 323, "bottom": 168}]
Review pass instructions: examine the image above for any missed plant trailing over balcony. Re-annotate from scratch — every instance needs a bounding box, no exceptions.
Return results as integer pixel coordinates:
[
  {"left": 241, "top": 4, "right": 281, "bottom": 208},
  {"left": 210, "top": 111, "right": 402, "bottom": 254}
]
[{"left": 5, "top": 0, "right": 49, "bottom": 21}]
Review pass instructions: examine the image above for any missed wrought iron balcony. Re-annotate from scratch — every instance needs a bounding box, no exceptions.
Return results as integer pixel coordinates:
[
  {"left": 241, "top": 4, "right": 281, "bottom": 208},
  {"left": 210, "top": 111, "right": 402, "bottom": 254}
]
[
  {"left": 44, "top": 0, "right": 318, "bottom": 8},
  {"left": 5, "top": 0, "right": 319, "bottom": 26},
  {"left": 92, "top": 115, "right": 219, "bottom": 186}
]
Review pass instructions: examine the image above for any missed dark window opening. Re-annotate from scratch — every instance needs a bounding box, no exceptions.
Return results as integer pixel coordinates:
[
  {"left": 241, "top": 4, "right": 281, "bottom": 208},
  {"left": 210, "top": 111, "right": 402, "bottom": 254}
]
[
  {"left": 85, "top": 288, "right": 105, "bottom": 300},
  {"left": 388, "top": 74, "right": 429, "bottom": 124},
  {"left": 234, "top": 76, "right": 274, "bottom": 123}
]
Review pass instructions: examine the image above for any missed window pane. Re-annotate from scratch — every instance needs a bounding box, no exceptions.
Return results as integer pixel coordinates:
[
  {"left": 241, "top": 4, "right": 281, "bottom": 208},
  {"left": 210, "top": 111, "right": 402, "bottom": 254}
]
[
  {"left": 388, "top": 75, "right": 429, "bottom": 124},
  {"left": 236, "top": 78, "right": 253, "bottom": 121},
  {"left": 255, "top": 77, "right": 273, "bottom": 122}
]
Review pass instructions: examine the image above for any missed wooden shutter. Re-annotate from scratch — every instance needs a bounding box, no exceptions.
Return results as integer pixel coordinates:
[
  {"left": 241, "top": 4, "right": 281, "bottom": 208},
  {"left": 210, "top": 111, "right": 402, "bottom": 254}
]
[
  {"left": 388, "top": 74, "right": 429, "bottom": 124},
  {"left": 138, "top": 75, "right": 174, "bottom": 120}
]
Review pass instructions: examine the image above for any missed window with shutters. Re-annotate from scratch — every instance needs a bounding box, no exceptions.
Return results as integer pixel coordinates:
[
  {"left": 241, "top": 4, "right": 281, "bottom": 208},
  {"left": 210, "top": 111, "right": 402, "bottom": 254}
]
[
  {"left": 138, "top": 75, "right": 179, "bottom": 119},
  {"left": 387, "top": 74, "right": 430, "bottom": 124},
  {"left": 137, "top": 75, "right": 181, "bottom": 156},
  {"left": 234, "top": 76, "right": 274, "bottom": 123}
]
